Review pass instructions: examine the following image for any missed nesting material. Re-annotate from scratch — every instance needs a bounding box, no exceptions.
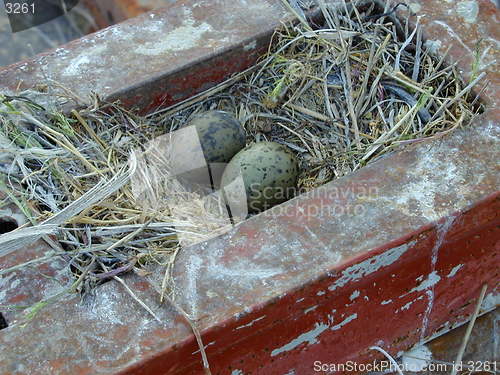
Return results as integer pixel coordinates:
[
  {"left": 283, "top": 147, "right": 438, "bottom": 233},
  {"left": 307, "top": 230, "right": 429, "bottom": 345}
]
[{"left": 0, "top": 1, "right": 484, "bottom": 297}]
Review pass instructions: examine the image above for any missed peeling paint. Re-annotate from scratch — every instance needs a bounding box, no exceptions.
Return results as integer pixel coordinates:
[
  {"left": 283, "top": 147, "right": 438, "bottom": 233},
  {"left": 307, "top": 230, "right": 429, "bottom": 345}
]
[
  {"left": 406, "top": 271, "right": 442, "bottom": 296},
  {"left": 398, "top": 296, "right": 424, "bottom": 313},
  {"left": 381, "top": 127, "right": 488, "bottom": 222},
  {"left": 447, "top": 264, "right": 463, "bottom": 278},
  {"left": 331, "top": 314, "right": 357, "bottom": 330},
  {"left": 329, "top": 242, "right": 414, "bottom": 291},
  {"left": 381, "top": 299, "right": 393, "bottom": 305},
  {"left": 349, "top": 290, "right": 360, "bottom": 301},
  {"left": 316, "top": 290, "right": 325, "bottom": 296},
  {"left": 235, "top": 315, "right": 266, "bottom": 330},
  {"left": 304, "top": 305, "right": 318, "bottom": 314},
  {"left": 270, "top": 322, "right": 329, "bottom": 357},
  {"left": 231, "top": 370, "right": 244, "bottom": 375},
  {"left": 1, "top": 0, "right": 498, "bottom": 373}
]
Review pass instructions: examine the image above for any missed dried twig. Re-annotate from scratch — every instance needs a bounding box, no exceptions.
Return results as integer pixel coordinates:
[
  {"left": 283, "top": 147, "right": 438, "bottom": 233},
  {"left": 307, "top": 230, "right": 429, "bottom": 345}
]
[{"left": 450, "top": 284, "right": 488, "bottom": 375}]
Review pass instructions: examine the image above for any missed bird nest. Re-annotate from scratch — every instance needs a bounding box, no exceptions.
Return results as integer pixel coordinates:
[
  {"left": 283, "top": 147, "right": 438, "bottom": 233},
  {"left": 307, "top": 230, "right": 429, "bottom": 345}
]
[{"left": 0, "top": 1, "right": 485, "bottom": 320}]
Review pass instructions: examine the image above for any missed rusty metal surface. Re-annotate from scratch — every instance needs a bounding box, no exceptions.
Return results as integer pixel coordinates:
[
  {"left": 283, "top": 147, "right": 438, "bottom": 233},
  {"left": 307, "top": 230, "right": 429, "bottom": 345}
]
[
  {"left": 0, "top": 0, "right": 290, "bottom": 114},
  {"left": 0, "top": 117, "right": 498, "bottom": 374},
  {"left": 0, "top": 1, "right": 497, "bottom": 113},
  {"left": 0, "top": 0, "right": 499, "bottom": 374}
]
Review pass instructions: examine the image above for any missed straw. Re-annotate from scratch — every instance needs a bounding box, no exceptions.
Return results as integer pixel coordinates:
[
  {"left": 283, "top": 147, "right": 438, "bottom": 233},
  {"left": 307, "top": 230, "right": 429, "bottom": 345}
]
[{"left": 0, "top": 0, "right": 484, "bottom": 305}]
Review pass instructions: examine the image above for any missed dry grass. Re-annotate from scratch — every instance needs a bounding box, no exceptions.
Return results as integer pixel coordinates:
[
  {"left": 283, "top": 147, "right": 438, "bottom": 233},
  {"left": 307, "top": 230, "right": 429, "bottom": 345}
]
[{"left": 0, "top": 1, "right": 484, "bottom": 298}]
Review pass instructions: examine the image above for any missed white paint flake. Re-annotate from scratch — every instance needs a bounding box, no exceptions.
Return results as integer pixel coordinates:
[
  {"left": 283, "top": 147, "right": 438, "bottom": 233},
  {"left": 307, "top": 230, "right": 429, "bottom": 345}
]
[
  {"left": 349, "top": 290, "right": 360, "bottom": 301},
  {"left": 270, "top": 322, "right": 329, "bottom": 356},
  {"left": 405, "top": 271, "right": 442, "bottom": 296},
  {"left": 304, "top": 305, "right": 318, "bottom": 314},
  {"left": 328, "top": 241, "right": 414, "bottom": 291},
  {"left": 381, "top": 299, "right": 393, "bottom": 305},
  {"left": 447, "top": 264, "right": 463, "bottom": 278},
  {"left": 397, "top": 296, "right": 424, "bottom": 313},
  {"left": 331, "top": 314, "right": 357, "bottom": 331},
  {"left": 235, "top": 316, "right": 266, "bottom": 330}
]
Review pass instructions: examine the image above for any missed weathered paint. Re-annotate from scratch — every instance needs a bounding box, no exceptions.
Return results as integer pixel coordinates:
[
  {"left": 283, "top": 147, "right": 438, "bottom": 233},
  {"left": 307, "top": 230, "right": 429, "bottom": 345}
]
[
  {"left": 349, "top": 290, "right": 360, "bottom": 301},
  {"left": 331, "top": 313, "right": 357, "bottom": 331},
  {"left": 0, "top": 0, "right": 290, "bottom": 114},
  {"left": 234, "top": 315, "right": 266, "bottom": 330},
  {"left": 2, "top": 115, "right": 497, "bottom": 374},
  {"left": 403, "top": 272, "right": 442, "bottom": 296},
  {"left": 0, "top": 1, "right": 498, "bottom": 374},
  {"left": 328, "top": 242, "right": 415, "bottom": 292},
  {"left": 446, "top": 264, "right": 464, "bottom": 278},
  {"left": 397, "top": 295, "right": 424, "bottom": 313},
  {"left": 270, "top": 321, "right": 333, "bottom": 357},
  {"left": 303, "top": 305, "right": 318, "bottom": 314}
]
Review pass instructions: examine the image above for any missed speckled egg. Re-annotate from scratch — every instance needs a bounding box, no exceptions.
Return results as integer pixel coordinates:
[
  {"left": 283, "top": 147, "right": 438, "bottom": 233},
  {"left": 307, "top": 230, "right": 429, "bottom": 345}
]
[
  {"left": 167, "top": 111, "right": 246, "bottom": 190},
  {"left": 221, "top": 142, "right": 299, "bottom": 213},
  {"left": 185, "top": 110, "right": 246, "bottom": 164}
]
